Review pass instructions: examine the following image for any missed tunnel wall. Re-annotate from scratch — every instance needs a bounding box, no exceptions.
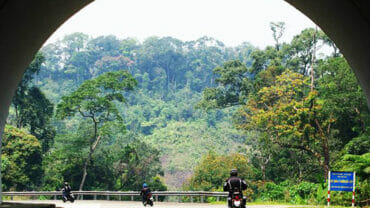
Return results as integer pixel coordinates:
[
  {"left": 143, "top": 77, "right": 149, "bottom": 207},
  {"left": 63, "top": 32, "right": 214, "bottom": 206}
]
[{"left": 0, "top": 0, "right": 93, "bottom": 202}]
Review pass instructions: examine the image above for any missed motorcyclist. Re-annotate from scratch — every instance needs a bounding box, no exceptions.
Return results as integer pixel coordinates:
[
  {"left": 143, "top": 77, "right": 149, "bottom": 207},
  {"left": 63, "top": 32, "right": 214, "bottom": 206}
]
[
  {"left": 140, "top": 183, "right": 152, "bottom": 204},
  {"left": 223, "top": 169, "right": 247, "bottom": 208},
  {"left": 62, "top": 182, "right": 72, "bottom": 199}
]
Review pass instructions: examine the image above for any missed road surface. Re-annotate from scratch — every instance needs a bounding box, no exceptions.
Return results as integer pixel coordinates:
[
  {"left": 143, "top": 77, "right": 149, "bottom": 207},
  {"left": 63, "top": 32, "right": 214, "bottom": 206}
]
[{"left": 5, "top": 200, "right": 309, "bottom": 208}]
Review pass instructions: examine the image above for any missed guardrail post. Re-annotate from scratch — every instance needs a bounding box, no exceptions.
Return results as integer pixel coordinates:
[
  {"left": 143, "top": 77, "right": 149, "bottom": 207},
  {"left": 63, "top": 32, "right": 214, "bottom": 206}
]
[
  {"left": 178, "top": 196, "right": 181, "bottom": 203},
  {"left": 94, "top": 194, "right": 97, "bottom": 200},
  {"left": 54, "top": 195, "right": 57, "bottom": 200},
  {"left": 131, "top": 195, "right": 134, "bottom": 201},
  {"left": 201, "top": 195, "right": 204, "bottom": 203},
  {"left": 119, "top": 195, "right": 121, "bottom": 201},
  {"left": 155, "top": 195, "right": 158, "bottom": 202},
  {"left": 190, "top": 196, "right": 193, "bottom": 203},
  {"left": 81, "top": 194, "right": 83, "bottom": 200},
  {"left": 217, "top": 196, "right": 219, "bottom": 201},
  {"left": 10, "top": 196, "right": 13, "bottom": 200},
  {"left": 107, "top": 195, "right": 109, "bottom": 200}
]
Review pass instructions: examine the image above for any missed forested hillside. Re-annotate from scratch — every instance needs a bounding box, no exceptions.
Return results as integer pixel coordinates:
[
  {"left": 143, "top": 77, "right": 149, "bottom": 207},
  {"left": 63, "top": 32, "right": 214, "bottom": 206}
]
[
  {"left": 7, "top": 34, "right": 254, "bottom": 190},
  {"left": 4, "top": 25, "right": 369, "bottom": 205}
]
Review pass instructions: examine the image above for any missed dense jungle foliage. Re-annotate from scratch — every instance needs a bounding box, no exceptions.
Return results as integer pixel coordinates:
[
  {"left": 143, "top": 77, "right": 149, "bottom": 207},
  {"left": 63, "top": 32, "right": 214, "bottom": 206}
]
[
  {"left": 4, "top": 23, "right": 369, "bottom": 205},
  {"left": 186, "top": 26, "right": 370, "bottom": 205}
]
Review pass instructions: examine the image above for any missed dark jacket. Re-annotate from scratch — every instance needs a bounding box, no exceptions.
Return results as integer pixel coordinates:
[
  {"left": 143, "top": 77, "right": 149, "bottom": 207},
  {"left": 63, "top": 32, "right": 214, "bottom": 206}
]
[
  {"left": 62, "top": 185, "right": 71, "bottom": 196},
  {"left": 223, "top": 176, "right": 247, "bottom": 196}
]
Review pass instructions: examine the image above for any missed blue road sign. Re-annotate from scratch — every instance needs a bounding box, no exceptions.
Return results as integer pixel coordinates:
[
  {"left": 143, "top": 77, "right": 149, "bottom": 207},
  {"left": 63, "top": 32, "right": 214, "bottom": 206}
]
[{"left": 330, "top": 171, "right": 354, "bottom": 192}]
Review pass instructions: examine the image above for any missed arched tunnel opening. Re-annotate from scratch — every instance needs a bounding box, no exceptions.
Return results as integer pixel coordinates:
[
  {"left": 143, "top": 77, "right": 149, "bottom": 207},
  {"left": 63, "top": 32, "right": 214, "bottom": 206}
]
[{"left": 0, "top": 0, "right": 369, "bottom": 206}]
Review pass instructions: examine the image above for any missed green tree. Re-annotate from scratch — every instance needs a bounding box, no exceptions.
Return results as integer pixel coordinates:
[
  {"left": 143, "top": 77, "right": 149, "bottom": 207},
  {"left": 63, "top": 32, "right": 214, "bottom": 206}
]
[
  {"left": 185, "top": 152, "right": 253, "bottom": 191},
  {"left": 22, "top": 87, "right": 55, "bottom": 153},
  {"left": 11, "top": 52, "right": 55, "bottom": 153},
  {"left": 114, "top": 140, "right": 165, "bottom": 191},
  {"left": 13, "top": 52, "right": 45, "bottom": 128},
  {"left": 2, "top": 125, "right": 42, "bottom": 191},
  {"left": 270, "top": 22, "right": 286, "bottom": 51},
  {"left": 317, "top": 57, "right": 369, "bottom": 145},
  {"left": 56, "top": 70, "right": 137, "bottom": 191},
  {"left": 62, "top": 32, "right": 89, "bottom": 58},
  {"left": 283, "top": 28, "right": 326, "bottom": 75},
  {"left": 197, "top": 60, "right": 250, "bottom": 110},
  {"left": 94, "top": 56, "right": 135, "bottom": 77},
  {"left": 239, "top": 70, "right": 333, "bottom": 178},
  {"left": 43, "top": 122, "right": 147, "bottom": 191}
]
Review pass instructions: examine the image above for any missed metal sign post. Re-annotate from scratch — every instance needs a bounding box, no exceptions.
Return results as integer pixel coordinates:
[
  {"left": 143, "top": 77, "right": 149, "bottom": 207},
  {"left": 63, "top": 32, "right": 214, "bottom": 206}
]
[
  {"left": 328, "top": 171, "right": 356, "bottom": 207},
  {"left": 327, "top": 171, "right": 331, "bottom": 207},
  {"left": 352, "top": 172, "right": 356, "bottom": 207}
]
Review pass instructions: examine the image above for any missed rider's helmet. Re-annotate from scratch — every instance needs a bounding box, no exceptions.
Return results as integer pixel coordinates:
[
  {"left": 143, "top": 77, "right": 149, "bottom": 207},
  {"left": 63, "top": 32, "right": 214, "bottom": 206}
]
[
  {"left": 64, "top": 182, "right": 69, "bottom": 186},
  {"left": 143, "top": 183, "right": 148, "bottom": 188},
  {"left": 230, "top": 169, "right": 238, "bottom": 177}
]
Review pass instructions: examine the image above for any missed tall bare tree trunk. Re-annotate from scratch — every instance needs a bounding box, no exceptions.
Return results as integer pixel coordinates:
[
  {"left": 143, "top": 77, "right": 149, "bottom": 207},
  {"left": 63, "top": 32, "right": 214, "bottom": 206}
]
[
  {"left": 15, "top": 104, "right": 20, "bottom": 128},
  {"left": 315, "top": 119, "right": 330, "bottom": 179},
  {"left": 261, "top": 154, "right": 271, "bottom": 181},
  {"left": 323, "top": 140, "right": 330, "bottom": 179},
  {"left": 310, "top": 26, "right": 318, "bottom": 91},
  {"left": 78, "top": 135, "right": 101, "bottom": 191},
  {"left": 310, "top": 26, "right": 330, "bottom": 178},
  {"left": 79, "top": 121, "right": 101, "bottom": 193}
]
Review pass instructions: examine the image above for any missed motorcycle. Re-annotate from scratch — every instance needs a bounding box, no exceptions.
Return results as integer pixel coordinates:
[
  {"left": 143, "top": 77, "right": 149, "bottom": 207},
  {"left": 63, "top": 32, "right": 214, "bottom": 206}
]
[
  {"left": 143, "top": 193, "right": 154, "bottom": 207},
  {"left": 62, "top": 191, "right": 75, "bottom": 203},
  {"left": 231, "top": 192, "right": 245, "bottom": 208}
]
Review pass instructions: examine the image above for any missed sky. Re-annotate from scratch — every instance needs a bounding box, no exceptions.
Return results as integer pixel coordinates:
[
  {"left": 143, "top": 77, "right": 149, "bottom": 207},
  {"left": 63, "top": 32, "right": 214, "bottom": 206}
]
[{"left": 46, "top": 0, "right": 316, "bottom": 48}]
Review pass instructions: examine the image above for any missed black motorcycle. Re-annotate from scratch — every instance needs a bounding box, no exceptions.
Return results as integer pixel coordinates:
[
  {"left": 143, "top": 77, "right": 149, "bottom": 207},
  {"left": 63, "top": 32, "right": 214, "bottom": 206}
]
[
  {"left": 62, "top": 190, "right": 75, "bottom": 203},
  {"left": 143, "top": 193, "right": 154, "bottom": 207}
]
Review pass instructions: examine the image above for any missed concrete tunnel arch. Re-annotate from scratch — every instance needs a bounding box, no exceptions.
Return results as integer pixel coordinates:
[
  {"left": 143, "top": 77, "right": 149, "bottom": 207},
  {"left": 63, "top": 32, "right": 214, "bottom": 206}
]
[{"left": 0, "top": 0, "right": 369, "bottom": 201}]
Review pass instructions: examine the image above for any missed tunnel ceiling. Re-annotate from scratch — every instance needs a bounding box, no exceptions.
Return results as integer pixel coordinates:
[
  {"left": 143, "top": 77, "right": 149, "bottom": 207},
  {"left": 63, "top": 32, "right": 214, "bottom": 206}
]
[{"left": 352, "top": 0, "right": 370, "bottom": 24}]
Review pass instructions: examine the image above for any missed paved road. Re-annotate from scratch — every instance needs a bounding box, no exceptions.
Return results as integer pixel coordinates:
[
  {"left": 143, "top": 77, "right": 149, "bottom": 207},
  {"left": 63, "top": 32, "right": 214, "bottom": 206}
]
[{"left": 6, "top": 200, "right": 308, "bottom": 208}]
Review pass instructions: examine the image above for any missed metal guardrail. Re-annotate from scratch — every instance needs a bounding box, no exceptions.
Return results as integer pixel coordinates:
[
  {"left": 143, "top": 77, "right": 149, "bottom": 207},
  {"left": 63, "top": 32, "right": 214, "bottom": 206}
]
[
  {"left": 3, "top": 191, "right": 228, "bottom": 203},
  {"left": 358, "top": 198, "right": 370, "bottom": 207}
]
